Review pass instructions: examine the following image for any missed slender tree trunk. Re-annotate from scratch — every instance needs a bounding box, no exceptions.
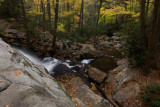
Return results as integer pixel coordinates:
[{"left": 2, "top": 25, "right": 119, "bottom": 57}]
[
  {"left": 145, "top": 0, "right": 160, "bottom": 73},
  {"left": 20, "top": 0, "right": 30, "bottom": 43},
  {"left": 41, "top": 0, "right": 46, "bottom": 32},
  {"left": 47, "top": 0, "right": 52, "bottom": 30},
  {"left": 79, "top": 0, "right": 84, "bottom": 36},
  {"left": 154, "top": 6, "right": 160, "bottom": 69},
  {"left": 146, "top": 0, "right": 150, "bottom": 17},
  {"left": 67, "top": 2, "right": 71, "bottom": 32},
  {"left": 135, "top": 0, "right": 137, "bottom": 9},
  {"left": 72, "top": 1, "right": 75, "bottom": 32},
  {"left": 140, "top": 0, "right": 147, "bottom": 47},
  {"left": 52, "top": 0, "right": 59, "bottom": 54},
  {"left": 132, "top": 0, "right": 134, "bottom": 10},
  {"left": 130, "top": 0, "right": 132, "bottom": 11},
  {"left": 94, "top": 0, "right": 102, "bottom": 45}
]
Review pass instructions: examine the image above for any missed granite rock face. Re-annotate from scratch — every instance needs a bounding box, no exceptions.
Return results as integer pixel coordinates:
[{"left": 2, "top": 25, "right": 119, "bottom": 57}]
[{"left": 0, "top": 38, "right": 75, "bottom": 107}]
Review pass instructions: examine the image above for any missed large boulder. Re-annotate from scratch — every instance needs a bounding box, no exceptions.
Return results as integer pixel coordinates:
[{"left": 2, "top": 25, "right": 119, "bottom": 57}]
[
  {"left": 86, "top": 66, "right": 107, "bottom": 84},
  {"left": 59, "top": 76, "right": 113, "bottom": 107},
  {"left": 0, "top": 38, "right": 75, "bottom": 107},
  {"left": 104, "top": 58, "right": 141, "bottom": 107},
  {"left": 52, "top": 64, "right": 73, "bottom": 77},
  {"left": 113, "top": 82, "right": 140, "bottom": 106},
  {"left": 78, "top": 44, "right": 97, "bottom": 59},
  {"left": 106, "top": 58, "right": 139, "bottom": 92}
]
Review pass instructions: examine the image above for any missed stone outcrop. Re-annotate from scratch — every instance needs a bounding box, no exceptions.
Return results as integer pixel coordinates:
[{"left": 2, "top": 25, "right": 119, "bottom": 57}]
[
  {"left": 104, "top": 58, "right": 141, "bottom": 107},
  {"left": 86, "top": 66, "right": 107, "bottom": 84},
  {"left": 0, "top": 38, "right": 75, "bottom": 107},
  {"left": 57, "top": 75, "right": 113, "bottom": 107}
]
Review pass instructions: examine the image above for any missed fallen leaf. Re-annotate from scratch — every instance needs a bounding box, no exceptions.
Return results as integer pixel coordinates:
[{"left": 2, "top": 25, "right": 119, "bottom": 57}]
[
  {"left": 15, "top": 72, "right": 21, "bottom": 75},
  {"left": 6, "top": 104, "right": 11, "bottom": 107},
  {"left": 8, "top": 50, "right": 13, "bottom": 53},
  {"left": 77, "top": 103, "right": 81, "bottom": 107},
  {"left": 0, "top": 80, "right": 3, "bottom": 82}
]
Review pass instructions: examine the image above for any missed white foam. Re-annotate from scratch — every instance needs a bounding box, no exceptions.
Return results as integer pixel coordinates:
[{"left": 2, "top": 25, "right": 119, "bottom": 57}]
[
  {"left": 17, "top": 48, "right": 93, "bottom": 74},
  {"left": 81, "top": 59, "right": 93, "bottom": 64}
]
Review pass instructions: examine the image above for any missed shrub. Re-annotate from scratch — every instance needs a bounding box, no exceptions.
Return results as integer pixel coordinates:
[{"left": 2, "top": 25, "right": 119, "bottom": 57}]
[
  {"left": 143, "top": 83, "right": 160, "bottom": 107},
  {"left": 121, "top": 22, "right": 146, "bottom": 66},
  {"left": 0, "top": 0, "right": 22, "bottom": 18}
]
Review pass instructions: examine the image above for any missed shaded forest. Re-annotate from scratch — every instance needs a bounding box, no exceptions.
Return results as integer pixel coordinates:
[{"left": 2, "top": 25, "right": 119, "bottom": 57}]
[{"left": 0, "top": 0, "right": 160, "bottom": 106}]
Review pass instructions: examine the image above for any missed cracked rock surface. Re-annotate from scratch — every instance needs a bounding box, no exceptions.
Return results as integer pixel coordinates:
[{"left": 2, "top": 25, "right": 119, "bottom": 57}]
[{"left": 0, "top": 38, "right": 75, "bottom": 107}]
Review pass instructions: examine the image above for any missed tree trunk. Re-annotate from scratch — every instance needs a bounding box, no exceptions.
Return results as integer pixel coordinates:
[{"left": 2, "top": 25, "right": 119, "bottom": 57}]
[
  {"left": 20, "top": 0, "right": 30, "bottom": 44},
  {"left": 132, "top": 0, "right": 134, "bottom": 10},
  {"left": 47, "top": 0, "right": 52, "bottom": 30},
  {"left": 41, "top": 0, "right": 46, "bottom": 32},
  {"left": 145, "top": 0, "right": 160, "bottom": 73},
  {"left": 52, "top": 0, "right": 59, "bottom": 54},
  {"left": 79, "top": 0, "right": 84, "bottom": 36},
  {"left": 130, "top": 0, "right": 132, "bottom": 11},
  {"left": 94, "top": 0, "right": 102, "bottom": 45},
  {"left": 154, "top": 6, "right": 160, "bottom": 69},
  {"left": 146, "top": 0, "right": 150, "bottom": 17},
  {"left": 140, "top": 0, "right": 147, "bottom": 47},
  {"left": 67, "top": 2, "right": 71, "bottom": 32}
]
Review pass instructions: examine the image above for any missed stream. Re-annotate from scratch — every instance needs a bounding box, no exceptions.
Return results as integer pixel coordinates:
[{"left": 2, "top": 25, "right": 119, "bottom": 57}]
[
  {"left": 12, "top": 44, "right": 119, "bottom": 89},
  {"left": 13, "top": 45, "right": 93, "bottom": 76}
]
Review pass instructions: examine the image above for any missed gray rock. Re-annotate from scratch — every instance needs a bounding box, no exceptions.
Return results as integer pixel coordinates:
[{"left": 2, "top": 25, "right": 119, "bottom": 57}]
[
  {"left": 5, "top": 29, "right": 17, "bottom": 36},
  {"left": 0, "top": 76, "right": 12, "bottom": 92},
  {"left": 87, "top": 66, "right": 107, "bottom": 83},
  {"left": 111, "top": 36, "right": 120, "bottom": 41},
  {"left": 113, "top": 82, "right": 140, "bottom": 106},
  {"left": 107, "top": 59, "right": 139, "bottom": 92},
  {"left": 0, "top": 38, "right": 75, "bottom": 107},
  {"left": 114, "top": 82, "right": 140, "bottom": 102},
  {"left": 70, "top": 77, "right": 113, "bottom": 107},
  {"left": 52, "top": 64, "right": 73, "bottom": 77},
  {"left": 100, "top": 41, "right": 113, "bottom": 48},
  {"left": 114, "top": 43, "right": 122, "bottom": 49}
]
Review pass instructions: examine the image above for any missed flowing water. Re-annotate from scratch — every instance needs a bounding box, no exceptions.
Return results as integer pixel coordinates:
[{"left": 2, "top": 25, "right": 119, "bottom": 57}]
[{"left": 13, "top": 45, "right": 93, "bottom": 75}]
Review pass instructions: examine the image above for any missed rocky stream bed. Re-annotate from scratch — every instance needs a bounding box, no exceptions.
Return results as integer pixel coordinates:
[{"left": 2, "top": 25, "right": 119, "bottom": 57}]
[{"left": 0, "top": 19, "right": 147, "bottom": 107}]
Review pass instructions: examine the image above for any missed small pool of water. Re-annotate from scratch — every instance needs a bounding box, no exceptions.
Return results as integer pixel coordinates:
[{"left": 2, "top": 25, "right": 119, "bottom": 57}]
[{"left": 90, "top": 56, "right": 117, "bottom": 73}]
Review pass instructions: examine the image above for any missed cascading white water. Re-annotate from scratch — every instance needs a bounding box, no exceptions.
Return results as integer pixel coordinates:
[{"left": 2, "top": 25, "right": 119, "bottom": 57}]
[{"left": 16, "top": 47, "right": 93, "bottom": 75}]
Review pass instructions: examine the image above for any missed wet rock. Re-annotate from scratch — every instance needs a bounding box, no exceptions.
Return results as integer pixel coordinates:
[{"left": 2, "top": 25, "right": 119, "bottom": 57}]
[
  {"left": 52, "top": 64, "right": 73, "bottom": 77},
  {"left": 87, "top": 66, "right": 107, "bottom": 84}
]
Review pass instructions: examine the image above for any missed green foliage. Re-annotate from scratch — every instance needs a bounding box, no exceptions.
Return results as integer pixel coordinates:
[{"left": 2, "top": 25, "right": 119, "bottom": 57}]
[
  {"left": 143, "top": 84, "right": 160, "bottom": 107},
  {"left": 0, "top": 0, "right": 22, "bottom": 18},
  {"left": 98, "top": 22, "right": 118, "bottom": 37},
  {"left": 122, "top": 21, "right": 146, "bottom": 66}
]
